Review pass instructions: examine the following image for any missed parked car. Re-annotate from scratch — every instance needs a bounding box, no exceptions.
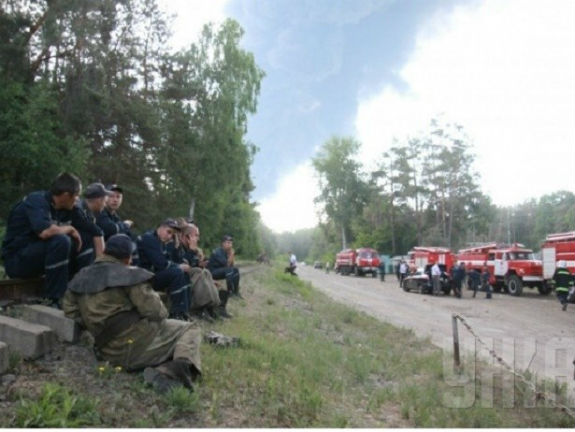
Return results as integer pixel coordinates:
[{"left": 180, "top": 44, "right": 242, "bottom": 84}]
[
  {"left": 402, "top": 266, "right": 451, "bottom": 295},
  {"left": 313, "top": 261, "right": 323, "bottom": 269}
]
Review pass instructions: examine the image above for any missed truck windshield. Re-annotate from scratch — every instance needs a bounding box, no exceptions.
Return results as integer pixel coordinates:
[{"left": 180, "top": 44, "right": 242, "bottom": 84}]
[
  {"left": 509, "top": 252, "right": 534, "bottom": 260},
  {"left": 359, "top": 252, "right": 373, "bottom": 259}
]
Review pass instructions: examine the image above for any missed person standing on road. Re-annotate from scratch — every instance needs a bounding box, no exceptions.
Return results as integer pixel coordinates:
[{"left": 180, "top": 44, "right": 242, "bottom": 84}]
[
  {"left": 481, "top": 265, "right": 492, "bottom": 299},
  {"left": 431, "top": 260, "right": 441, "bottom": 295},
  {"left": 469, "top": 268, "right": 481, "bottom": 298},
  {"left": 378, "top": 260, "right": 386, "bottom": 282},
  {"left": 452, "top": 262, "right": 466, "bottom": 299},
  {"left": 552, "top": 261, "right": 574, "bottom": 311},
  {"left": 399, "top": 261, "right": 408, "bottom": 287}
]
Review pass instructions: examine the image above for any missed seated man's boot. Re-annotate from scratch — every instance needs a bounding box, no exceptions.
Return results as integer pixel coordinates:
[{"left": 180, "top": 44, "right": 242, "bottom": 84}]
[{"left": 143, "top": 367, "right": 183, "bottom": 393}]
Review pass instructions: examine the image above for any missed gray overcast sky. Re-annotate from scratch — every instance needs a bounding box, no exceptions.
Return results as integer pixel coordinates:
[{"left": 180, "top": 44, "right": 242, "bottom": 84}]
[{"left": 160, "top": 0, "right": 575, "bottom": 232}]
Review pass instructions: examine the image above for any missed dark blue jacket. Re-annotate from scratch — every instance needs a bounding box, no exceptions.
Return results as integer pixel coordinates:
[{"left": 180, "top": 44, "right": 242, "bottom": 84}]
[
  {"left": 96, "top": 207, "right": 132, "bottom": 240},
  {"left": 1, "top": 191, "right": 96, "bottom": 259},
  {"left": 208, "top": 247, "right": 229, "bottom": 271},
  {"left": 136, "top": 230, "right": 177, "bottom": 273},
  {"left": 75, "top": 199, "right": 104, "bottom": 238},
  {"left": 452, "top": 265, "right": 466, "bottom": 283},
  {"left": 169, "top": 243, "right": 202, "bottom": 268},
  {"left": 481, "top": 270, "right": 490, "bottom": 284}
]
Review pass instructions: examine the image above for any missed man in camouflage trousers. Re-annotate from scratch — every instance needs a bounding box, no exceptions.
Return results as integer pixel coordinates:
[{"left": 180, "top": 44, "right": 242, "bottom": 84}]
[{"left": 63, "top": 234, "right": 202, "bottom": 392}]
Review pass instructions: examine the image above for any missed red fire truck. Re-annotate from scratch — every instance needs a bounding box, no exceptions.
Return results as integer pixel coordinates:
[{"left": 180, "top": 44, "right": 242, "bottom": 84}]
[
  {"left": 541, "top": 231, "right": 575, "bottom": 282},
  {"left": 407, "top": 247, "right": 456, "bottom": 273},
  {"left": 456, "top": 243, "right": 546, "bottom": 296},
  {"left": 335, "top": 247, "right": 380, "bottom": 277}
]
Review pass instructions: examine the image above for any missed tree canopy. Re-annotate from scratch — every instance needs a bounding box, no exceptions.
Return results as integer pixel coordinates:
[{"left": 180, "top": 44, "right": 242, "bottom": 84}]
[{"left": 0, "top": 0, "right": 266, "bottom": 255}]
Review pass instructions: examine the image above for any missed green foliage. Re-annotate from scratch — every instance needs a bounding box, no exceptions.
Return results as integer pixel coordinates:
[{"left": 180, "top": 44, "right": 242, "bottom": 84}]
[
  {"left": 12, "top": 383, "right": 101, "bottom": 427},
  {"left": 0, "top": 1, "right": 264, "bottom": 256},
  {"left": 307, "top": 119, "right": 574, "bottom": 257},
  {"left": 8, "top": 351, "right": 21, "bottom": 373},
  {"left": 313, "top": 136, "right": 370, "bottom": 249},
  {"left": 163, "top": 386, "right": 199, "bottom": 415}
]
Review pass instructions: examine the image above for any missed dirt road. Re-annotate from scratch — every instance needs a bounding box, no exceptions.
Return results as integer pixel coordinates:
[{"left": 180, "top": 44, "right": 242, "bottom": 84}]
[{"left": 298, "top": 266, "right": 575, "bottom": 396}]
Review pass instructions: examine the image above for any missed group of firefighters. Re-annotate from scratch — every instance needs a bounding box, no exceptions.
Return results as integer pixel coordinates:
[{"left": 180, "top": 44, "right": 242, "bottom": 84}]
[{"left": 395, "top": 259, "right": 574, "bottom": 310}]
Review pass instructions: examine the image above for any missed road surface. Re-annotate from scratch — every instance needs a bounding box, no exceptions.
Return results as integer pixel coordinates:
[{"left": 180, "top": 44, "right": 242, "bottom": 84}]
[{"left": 298, "top": 265, "right": 575, "bottom": 399}]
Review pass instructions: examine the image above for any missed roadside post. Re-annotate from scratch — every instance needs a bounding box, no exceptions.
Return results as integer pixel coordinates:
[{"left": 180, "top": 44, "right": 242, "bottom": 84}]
[{"left": 452, "top": 314, "right": 461, "bottom": 371}]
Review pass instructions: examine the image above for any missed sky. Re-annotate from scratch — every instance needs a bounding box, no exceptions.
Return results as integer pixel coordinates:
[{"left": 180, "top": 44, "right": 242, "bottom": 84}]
[{"left": 158, "top": 0, "right": 575, "bottom": 233}]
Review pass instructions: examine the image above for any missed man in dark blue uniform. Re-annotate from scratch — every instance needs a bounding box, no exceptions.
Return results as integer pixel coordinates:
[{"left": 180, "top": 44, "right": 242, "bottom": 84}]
[
  {"left": 136, "top": 219, "right": 190, "bottom": 320},
  {"left": 208, "top": 235, "right": 241, "bottom": 298},
  {"left": 96, "top": 184, "right": 138, "bottom": 263},
  {"left": 75, "top": 182, "right": 112, "bottom": 267},
  {"left": 1, "top": 173, "right": 89, "bottom": 306},
  {"left": 95, "top": 184, "right": 134, "bottom": 240}
]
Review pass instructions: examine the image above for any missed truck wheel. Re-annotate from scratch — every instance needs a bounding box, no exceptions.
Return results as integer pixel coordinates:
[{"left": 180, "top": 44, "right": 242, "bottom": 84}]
[
  {"left": 372, "top": 272, "right": 377, "bottom": 278},
  {"left": 402, "top": 281, "right": 410, "bottom": 292},
  {"left": 537, "top": 283, "right": 552, "bottom": 295},
  {"left": 354, "top": 266, "right": 360, "bottom": 277},
  {"left": 507, "top": 275, "right": 523, "bottom": 296}
]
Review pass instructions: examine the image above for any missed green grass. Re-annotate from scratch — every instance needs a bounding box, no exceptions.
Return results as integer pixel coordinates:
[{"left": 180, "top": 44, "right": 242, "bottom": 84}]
[
  {"left": 11, "top": 383, "right": 101, "bottom": 427},
  {"left": 2, "top": 264, "right": 573, "bottom": 427},
  {"left": 193, "top": 264, "right": 574, "bottom": 427}
]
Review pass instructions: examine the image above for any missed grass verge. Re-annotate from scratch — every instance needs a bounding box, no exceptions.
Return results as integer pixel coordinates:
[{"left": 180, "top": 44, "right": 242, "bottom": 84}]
[{"left": 1, "top": 264, "right": 573, "bottom": 427}]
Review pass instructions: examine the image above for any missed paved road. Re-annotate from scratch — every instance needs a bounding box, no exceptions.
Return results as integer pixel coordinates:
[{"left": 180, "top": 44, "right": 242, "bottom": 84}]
[{"left": 298, "top": 266, "right": 575, "bottom": 397}]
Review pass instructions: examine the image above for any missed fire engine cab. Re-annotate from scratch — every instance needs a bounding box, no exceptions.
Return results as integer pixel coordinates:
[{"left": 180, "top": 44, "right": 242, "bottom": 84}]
[
  {"left": 335, "top": 247, "right": 380, "bottom": 277},
  {"left": 456, "top": 243, "right": 545, "bottom": 296},
  {"left": 407, "top": 247, "right": 456, "bottom": 273},
  {"left": 541, "top": 231, "right": 575, "bottom": 282}
]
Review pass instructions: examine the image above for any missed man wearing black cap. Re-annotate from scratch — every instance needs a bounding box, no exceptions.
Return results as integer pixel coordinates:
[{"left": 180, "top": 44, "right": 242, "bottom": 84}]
[
  {"left": 208, "top": 235, "right": 241, "bottom": 298},
  {"left": 136, "top": 219, "right": 191, "bottom": 320},
  {"left": 96, "top": 184, "right": 134, "bottom": 240},
  {"left": 63, "top": 234, "right": 202, "bottom": 392},
  {"left": 96, "top": 184, "right": 139, "bottom": 264},
  {"left": 73, "top": 182, "right": 112, "bottom": 266},
  {"left": 1, "top": 173, "right": 91, "bottom": 306}
]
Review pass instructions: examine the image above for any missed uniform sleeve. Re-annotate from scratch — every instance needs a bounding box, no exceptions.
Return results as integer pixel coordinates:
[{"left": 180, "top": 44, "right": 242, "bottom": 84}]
[
  {"left": 96, "top": 210, "right": 131, "bottom": 239},
  {"left": 127, "top": 281, "right": 168, "bottom": 321},
  {"left": 23, "top": 194, "right": 53, "bottom": 235},
  {"left": 208, "top": 248, "right": 227, "bottom": 270},
  {"left": 71, "top": 206, "right": 103, "bottom": 237},
  {"left": 137, "top": 234, "right": 172, "bottom": 271}
]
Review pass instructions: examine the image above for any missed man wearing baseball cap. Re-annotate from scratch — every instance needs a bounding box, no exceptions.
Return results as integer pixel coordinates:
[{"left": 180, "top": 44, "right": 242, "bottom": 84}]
[
  {"left": 74, "top": 182, "right": 112, "bottom": 265},
  {"left": 64, "top": 234, "right": 202, "bottom": 393},
  {"left": 136, "top": 219, "right": 191, "bottom": 320},
  {"left": 96, "top": 184, "right": 134, "bottom": 240}
]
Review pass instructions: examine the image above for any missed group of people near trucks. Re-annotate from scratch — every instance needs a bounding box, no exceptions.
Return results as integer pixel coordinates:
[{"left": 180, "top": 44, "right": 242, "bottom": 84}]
[
  {"left": 396, "top": 258, "right": 573, "bottom": 308},
  {"left": 1, "top": 173, "right": 243, "bottom": 392}
]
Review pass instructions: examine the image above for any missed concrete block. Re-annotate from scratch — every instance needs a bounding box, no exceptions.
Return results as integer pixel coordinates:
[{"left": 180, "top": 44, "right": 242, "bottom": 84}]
[
  {"left": 0, "top": 315, "right": 56, "bottom": 359},
  {"left": 0, "top": 341, "right": 8, "bottom": 374},
  {"left": 20, "top": 305, "right": 79, "bottom": 343}
]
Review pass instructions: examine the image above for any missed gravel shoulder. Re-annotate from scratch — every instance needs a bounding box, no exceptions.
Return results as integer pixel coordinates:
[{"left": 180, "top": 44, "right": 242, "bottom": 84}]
[{"left": 298, "top": 266, "right": 575, "bottom": 396}]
